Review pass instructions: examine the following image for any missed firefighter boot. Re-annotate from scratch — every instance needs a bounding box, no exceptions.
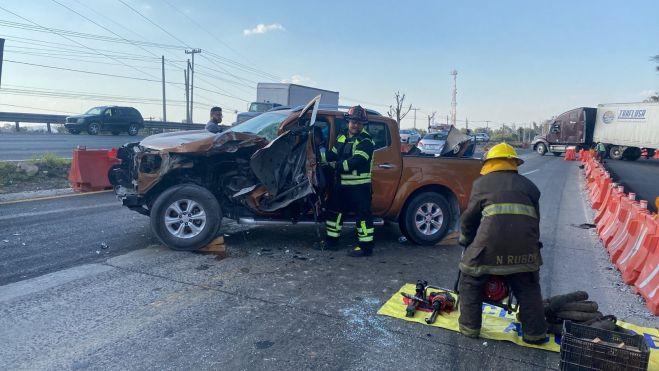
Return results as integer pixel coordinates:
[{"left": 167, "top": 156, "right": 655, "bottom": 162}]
[
  {"left": 324, "top": 236, "right": 339, "bottom": 251},
  {"left": 347, "top": 243, "right": 373, "bottom": 257}
]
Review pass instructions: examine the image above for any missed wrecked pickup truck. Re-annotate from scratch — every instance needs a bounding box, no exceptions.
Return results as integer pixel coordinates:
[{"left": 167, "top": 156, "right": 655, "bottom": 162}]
[{"left": 109, "top": 96, "right": 482, "bottom": 251}]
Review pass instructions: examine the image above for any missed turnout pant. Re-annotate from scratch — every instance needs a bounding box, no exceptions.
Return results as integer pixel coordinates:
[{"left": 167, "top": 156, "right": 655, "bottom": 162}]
[
  {"left": 324, "top": 184, "right": 374, "bottom": 250},
  {"left": 458, "top": 271, "right": 547, "bottom": 342}
]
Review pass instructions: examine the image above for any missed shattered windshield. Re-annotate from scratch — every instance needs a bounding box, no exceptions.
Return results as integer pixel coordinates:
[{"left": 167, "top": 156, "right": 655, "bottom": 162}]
[{"left": 229, "top": 111, "right": 288, "bottom": 141}]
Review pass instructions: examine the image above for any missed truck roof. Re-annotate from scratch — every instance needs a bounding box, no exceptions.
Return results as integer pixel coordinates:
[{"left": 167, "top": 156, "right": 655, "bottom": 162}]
[{"left": 256, "top": 82, "right": 339, "bottom": 94}]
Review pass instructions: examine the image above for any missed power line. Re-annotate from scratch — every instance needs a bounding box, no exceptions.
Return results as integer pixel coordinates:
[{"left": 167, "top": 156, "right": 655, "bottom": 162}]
[
  {"left": 0, "top": 5, "right": 162, "bottom": 82},
  {"left": 0, "top": 19, "right": 184, "bottom": 50},
  {"left": 5, "top": 59, "right": 169, "bottom": 83},
  {"left": 160, "top": 0, "right": 269, "bottom": 74}
]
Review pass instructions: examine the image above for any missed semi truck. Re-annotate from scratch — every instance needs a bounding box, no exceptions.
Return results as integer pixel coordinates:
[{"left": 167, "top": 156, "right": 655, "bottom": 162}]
[
  {"left": 532, "top": 102, "right": 659, "bottom": 160},
  {"left": 235, "top": 83, "right": 339, "bottom": 124}
]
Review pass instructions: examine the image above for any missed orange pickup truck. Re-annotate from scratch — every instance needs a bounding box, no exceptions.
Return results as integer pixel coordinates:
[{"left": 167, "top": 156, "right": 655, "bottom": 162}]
[{"left": 109, "top": 97, "right": 481, "bottom": 250}]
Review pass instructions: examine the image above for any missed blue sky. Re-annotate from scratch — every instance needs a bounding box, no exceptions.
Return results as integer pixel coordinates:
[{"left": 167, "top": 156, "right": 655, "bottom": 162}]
[{"left": 0, "top": 0, "right": 657, "bottom": 129}]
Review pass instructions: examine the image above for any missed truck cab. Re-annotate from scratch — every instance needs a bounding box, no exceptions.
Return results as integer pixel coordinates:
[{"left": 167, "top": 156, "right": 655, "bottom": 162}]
[{"left": 532, "top": 107, "right": 596, "bottom": 156}]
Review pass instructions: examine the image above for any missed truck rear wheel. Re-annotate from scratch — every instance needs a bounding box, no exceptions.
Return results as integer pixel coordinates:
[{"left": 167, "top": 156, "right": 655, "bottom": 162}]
[
  {"left": 401, "top": 192, "right": 451, "bottom": 246},
  {"left": 536, "top": 143, "right": 547, "bottom": 155},
  {"left": 150, "top": 184, "right": 222, "bottom": 251},
  {"left": 623, "top": 147, "right": 641, "bottom": 161}
]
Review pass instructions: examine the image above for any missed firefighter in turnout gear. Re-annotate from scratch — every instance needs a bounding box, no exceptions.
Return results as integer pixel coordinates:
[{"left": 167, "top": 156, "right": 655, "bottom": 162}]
[
  {"left": 457, "top": 143, "right": 548, "bottom": 344},
  {"left": 323, "top": 105, "right": 375, "bottom": 257}
]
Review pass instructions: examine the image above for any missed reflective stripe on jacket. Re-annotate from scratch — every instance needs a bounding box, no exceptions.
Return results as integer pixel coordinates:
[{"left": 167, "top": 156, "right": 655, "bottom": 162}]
[
  {"left": 458, "top": 170, "right": 542, "bottom": 276},
  {"left": 326, "top": 129, "right": 374, "bottom": 186}
]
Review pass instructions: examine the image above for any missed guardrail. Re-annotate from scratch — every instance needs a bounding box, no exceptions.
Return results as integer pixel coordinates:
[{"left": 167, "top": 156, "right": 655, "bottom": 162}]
[{"left": 0, "top": 112, "right": 205, "bottom": 132}]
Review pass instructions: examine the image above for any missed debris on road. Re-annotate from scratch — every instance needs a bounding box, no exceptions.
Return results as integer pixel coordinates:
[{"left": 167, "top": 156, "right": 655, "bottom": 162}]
[{"left": 100, "top": 242, "right": 109, "bottom": 249}]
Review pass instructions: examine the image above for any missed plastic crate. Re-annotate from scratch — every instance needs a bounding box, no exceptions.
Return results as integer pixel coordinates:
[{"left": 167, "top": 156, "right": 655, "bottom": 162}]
[{"left": 559, "top": 321, "right": 649, "bottom": 371}]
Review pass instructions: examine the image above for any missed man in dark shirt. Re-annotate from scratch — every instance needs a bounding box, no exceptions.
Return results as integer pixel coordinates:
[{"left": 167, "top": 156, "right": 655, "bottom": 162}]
[{"left": 205, "top": 106, "right": 223, "bottom": 133}]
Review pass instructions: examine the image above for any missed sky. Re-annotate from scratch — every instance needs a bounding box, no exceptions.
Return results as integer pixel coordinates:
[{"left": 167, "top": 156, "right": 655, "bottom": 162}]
[{"left": 0, "top": 0, "right": 658, "bottom": 129}]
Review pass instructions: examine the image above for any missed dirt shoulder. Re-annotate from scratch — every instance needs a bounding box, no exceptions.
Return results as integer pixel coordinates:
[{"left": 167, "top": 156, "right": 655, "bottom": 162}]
[{"left": 0, "top": 155, "right": 71, "bottom": 194}]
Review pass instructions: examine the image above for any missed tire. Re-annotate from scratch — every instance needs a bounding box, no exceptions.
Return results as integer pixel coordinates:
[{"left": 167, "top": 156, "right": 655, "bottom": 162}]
[
  {"left": 128, "top": 123, "right": 140, "bottom": 136},
  {"left": 150, "top": 184, "right": 222, "bottom": 251},
  {"left": 68, "top": 129, "right": 80, "bottom": 135},
  {"left": 552, "top": 152, "right": 561, "bottom": 157},
  {"left": 111, "top": 131, "right": 121, "bottom": 136},
  {"left": 623, "top": 147, "right": 641, "bottom": 161},
  {"left": 536, "top": 143, "right": 547, "bottom": 155},
  {"left": 87, "top": 122, "right": 101, "bottom": 135},
  {"left": 609, "top": 146, "right": 624, "bottom": 160},
  {"left": 401, "top": 192, "right": 451, "bottom": 245}
]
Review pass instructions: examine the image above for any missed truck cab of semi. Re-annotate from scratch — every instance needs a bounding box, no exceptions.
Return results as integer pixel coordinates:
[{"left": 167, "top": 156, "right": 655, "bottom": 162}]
[{"left": 532, "top": 107, "right": 596, "bottom": 156}]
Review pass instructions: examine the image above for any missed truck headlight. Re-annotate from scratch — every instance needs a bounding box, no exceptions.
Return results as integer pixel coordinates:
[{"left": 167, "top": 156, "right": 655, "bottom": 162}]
[{"left": 139, "top": 155, "right": 162, "bottom": 173}]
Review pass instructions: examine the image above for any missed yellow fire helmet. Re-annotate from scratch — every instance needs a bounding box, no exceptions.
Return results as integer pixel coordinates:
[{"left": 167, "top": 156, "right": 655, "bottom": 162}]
[{"left": 483, "top": 143, "right": 524, "bottom": 166}]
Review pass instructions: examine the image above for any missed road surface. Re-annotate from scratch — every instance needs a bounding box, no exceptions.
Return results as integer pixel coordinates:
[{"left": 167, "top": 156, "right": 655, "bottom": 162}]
[
  {"left": 0, "top": 133, "right": 146, "bottom": 160},
  {"left": 0, "top": 152, "right": 654, "bottom": 370}
]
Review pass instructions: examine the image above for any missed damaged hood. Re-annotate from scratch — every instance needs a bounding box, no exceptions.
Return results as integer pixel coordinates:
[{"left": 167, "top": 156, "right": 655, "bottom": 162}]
[{"left": 139, "top": 130, "right": 268, "bottom": 153}]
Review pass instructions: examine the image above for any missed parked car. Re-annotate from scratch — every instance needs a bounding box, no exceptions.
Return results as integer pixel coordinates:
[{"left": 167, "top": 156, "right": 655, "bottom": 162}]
[
  {"left": 472, "top": 133, "right": 490, "bottom": 142},
  {"left": 65, "top": 106, "right": 144, "bottom": 136},
  {"left": 399, "top": 129, "right": 421, "bottom": 144},
  {"left": 417, "top": 131, "right": 448, "bottom": 155},
  {"left": 109, "top": 96, "right": 481, "bottom": 251}
]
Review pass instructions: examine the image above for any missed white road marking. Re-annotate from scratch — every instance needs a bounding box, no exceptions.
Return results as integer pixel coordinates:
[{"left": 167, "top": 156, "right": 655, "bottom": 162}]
[
  {"left": 0, "top": 263, "right": 113, "bottom": 303},
  {"left": 0, "top": 190, "right": 112, "bottom": 205},
  {"left": 521, "top": 169, "right": 539, "bottom": 176},
  {"left": 0, "top": 202, "right": 119, "bottom": 221}
]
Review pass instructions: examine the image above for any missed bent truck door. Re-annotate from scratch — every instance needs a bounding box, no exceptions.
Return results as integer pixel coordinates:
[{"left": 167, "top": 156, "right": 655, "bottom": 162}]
[{"left": 367, "top": 120, "right": 402, "bottom": 215}]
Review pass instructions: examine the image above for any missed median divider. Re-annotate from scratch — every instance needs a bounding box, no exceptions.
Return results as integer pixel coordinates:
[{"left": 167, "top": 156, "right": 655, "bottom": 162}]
[
  {"left": 564, "top": 147, "right": 577, "bottom": 161},
  {"left": 581, "top": 155, "right": 658, "bottom": 316},
  {"left": 617, "top": 213, "right": 659, "bottom": 285},
  {"left": 68, "top": 147, "right": 120, "bottom": 192}
]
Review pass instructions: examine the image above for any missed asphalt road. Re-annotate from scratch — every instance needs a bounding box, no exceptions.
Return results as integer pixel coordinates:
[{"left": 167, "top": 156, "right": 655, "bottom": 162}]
[
  {"left": 602, "top": 158, "right": 659, "bottom": 212},
  {"left": 0, "top": 133, "right": 146, "bottom": 160},
  {"left": 0, "top": 153, "right": 655, "bottom": 370}
]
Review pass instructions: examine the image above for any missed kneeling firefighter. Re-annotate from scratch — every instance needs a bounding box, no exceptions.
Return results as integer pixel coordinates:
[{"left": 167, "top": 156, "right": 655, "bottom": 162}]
[
  {"left": 322, "top": 105, "right": 375, "bottom": 257},
  {"left": 457, "top": 143, "right": 548, "bottom": 344}
]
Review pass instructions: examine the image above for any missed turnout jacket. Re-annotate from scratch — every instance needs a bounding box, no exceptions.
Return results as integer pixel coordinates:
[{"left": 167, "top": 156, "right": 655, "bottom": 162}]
[
  {"left": 324, "top": 129, "right": 374, "bottom": 186},
  {"left": 458, "top": 170, "right": 542, "bottom": 276}
]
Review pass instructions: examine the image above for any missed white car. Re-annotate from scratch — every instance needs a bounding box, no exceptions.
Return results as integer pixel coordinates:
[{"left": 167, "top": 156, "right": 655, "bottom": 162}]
[
  {"left": 399, "top": 129, "right": 421, "bottom": 144},
  {"left": 418, "top": 132, "right": 448, "bottom": 155}
]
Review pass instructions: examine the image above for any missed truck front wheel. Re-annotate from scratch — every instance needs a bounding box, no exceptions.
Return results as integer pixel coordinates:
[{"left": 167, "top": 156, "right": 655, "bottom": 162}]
[
  {"left": 150, "top": 184, "right": 222, "bottom": 251},
  {"left": 401, "top": 192, "right": 451, "bottom": 246},
  {"left": 609, "top": 146, "right": 624, "bottom": 160},
  {"left": 536, "top": 143, "right": 547, "bottom": 155}
]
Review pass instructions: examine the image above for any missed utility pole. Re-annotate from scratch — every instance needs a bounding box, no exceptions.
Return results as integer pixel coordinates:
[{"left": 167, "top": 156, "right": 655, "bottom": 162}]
[
  {"left": 410, "top": 107, "right": 420, "bottom": 130},
  {"left": 184, "top": 66, "right": 190, "bottom": 124},
  {"left": 0, "top": 38, "right": 4, "bottom": 88},
  {"left": 450, "top": 69, "right": 458, "bottom": 127},
  {"left": 161, "top": 56, "right": 166, "bottom": 122},
  {"left": 185, "top": 48, "right": 201, "bottom": 124}
]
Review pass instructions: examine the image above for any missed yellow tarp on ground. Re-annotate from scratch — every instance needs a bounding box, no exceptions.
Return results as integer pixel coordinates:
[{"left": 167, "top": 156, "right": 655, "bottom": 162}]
[{"left": 378, "top": 283, "right": 659, "bottom": 369}]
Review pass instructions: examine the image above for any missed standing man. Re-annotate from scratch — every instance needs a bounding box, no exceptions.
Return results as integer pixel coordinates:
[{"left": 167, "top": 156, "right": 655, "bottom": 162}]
[
  {"left": 205, "top": 106, "right": 224, "bottom": 133},
  {"left": 596, "top": 142, "right": 606, "bottom": 161},
  {"left": 323, "top": 106, "right": 375, "bottom": 257},
  {"left": 457, "top": 143, "right": 547, "bottom": 344}
]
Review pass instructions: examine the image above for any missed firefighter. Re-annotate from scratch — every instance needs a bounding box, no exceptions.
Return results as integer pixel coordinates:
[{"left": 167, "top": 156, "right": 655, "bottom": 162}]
[
  {"left": 458, "top": 143, "right": 548, "bottom": 344},
  {"left": 323, "top": 105, "right": 375, "bottom": 257}
]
